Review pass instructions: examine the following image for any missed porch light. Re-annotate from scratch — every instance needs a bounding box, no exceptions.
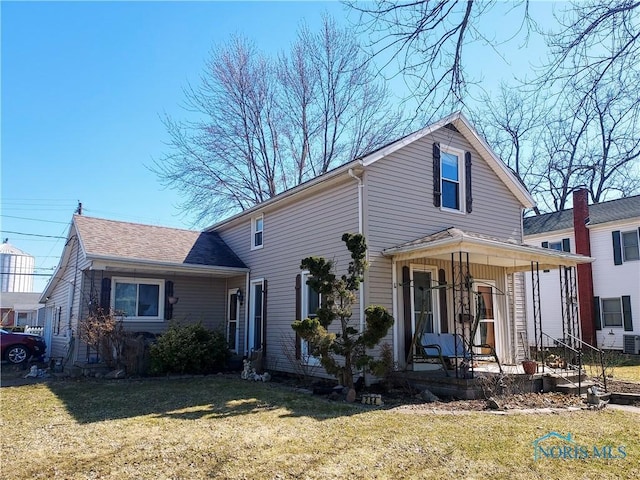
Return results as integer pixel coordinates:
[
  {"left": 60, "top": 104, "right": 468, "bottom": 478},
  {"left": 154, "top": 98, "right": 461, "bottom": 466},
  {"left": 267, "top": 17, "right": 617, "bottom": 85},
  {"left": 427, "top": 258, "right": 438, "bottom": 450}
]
[
  {"left": 236, "top": 288, "right": 244, "bottom": 305},
  {"left": 608, "top": 329, "right": 615, "bottom": 336},
  {"left": 167, "top": 296, "right": 180, "bottom": 305}
]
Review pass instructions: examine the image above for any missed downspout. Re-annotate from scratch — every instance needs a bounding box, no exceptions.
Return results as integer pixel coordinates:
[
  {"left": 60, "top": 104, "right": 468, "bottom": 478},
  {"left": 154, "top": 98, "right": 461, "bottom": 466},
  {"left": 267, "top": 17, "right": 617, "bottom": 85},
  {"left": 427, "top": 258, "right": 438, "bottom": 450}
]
[{"left": 348, "top": 168, "right": 365, "bottom": 331}]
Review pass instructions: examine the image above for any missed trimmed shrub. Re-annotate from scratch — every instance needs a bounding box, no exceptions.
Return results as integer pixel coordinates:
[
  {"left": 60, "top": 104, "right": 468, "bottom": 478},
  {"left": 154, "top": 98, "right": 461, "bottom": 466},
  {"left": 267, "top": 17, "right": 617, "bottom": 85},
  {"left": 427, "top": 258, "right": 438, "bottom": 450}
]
[{"left": 150, "top": 323, "right": 230, "bottom": 375}]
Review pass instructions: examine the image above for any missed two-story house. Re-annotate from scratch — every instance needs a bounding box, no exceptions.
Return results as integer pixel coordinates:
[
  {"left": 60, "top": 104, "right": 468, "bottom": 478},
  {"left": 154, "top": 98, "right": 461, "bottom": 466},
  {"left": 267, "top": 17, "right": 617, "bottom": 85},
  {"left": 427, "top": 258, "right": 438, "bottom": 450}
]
[
  {"left": 524, "top": 191, "right": 640, "bottom": 353},
  {"left": 42, "top": 112, "right": 593, "bottom": 378}
]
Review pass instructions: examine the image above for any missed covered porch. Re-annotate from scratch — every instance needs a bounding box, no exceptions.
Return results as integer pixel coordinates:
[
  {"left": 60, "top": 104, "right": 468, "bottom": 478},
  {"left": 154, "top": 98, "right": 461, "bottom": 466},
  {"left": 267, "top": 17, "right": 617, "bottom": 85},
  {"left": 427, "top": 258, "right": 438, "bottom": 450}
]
[{"left": 383, "top": 228, "right": 594, "bottom": 380}]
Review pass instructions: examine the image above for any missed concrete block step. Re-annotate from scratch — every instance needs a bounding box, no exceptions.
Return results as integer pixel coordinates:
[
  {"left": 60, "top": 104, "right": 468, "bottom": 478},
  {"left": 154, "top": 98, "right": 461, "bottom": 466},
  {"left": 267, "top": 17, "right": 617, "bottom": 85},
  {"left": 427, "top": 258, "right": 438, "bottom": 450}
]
[{"left": 555, "top": 381, "right": 596, "bottom": 395}]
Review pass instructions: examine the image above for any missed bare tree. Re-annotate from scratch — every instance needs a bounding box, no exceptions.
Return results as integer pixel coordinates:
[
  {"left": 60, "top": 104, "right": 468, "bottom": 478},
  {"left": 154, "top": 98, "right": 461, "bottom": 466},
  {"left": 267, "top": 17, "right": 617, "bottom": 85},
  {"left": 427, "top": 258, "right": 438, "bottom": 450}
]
[
  {"left": 346, "top": 0, "right": 534, "bottom": 119},
  {"left": 152, "top": 17, "right": 404, "bottom": 224}
]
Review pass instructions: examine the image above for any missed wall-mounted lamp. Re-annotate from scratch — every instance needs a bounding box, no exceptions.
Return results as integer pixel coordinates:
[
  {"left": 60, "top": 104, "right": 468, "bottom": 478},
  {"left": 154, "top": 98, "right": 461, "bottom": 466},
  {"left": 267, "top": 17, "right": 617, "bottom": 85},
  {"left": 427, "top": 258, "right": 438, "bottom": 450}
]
[
  {"left": 167, "top": 296, "right": 180, "bottom": 305},
  {"left": 236, "top": 288, "right": 244, "bottom": 305},
  {"left": 608, "top": 329, "right": 615, "bottom": 336}
]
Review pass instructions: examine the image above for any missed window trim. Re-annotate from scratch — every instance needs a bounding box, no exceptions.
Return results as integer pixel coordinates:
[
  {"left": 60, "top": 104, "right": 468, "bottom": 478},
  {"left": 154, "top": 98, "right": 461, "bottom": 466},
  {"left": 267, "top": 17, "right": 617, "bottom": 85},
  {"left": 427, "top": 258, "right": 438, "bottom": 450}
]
[
  {"left": 110, "top": 276, "right": 165, "bottom": 322},
  {"left": 601, "top": 297, "right": 623, "bottom": 328},
  {"left": 439, "top": 145, "right": 466, "bottom": 213},
  {"left": 300, "top": 270, "right": 321, "bottom": 366},
  {"left": 622, "top": 229, "right": 639, "bottom": 262},
  {"left": 251, "top": 214, "right": 264, "bottom": 250}
]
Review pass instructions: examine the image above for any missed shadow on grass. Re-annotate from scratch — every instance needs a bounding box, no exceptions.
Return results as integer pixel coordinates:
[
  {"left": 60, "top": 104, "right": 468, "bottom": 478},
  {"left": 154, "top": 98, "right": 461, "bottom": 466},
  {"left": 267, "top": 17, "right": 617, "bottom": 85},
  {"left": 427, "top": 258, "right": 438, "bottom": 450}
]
[{"left": 44, "top": 376, "right": 362, "bottom": 424}]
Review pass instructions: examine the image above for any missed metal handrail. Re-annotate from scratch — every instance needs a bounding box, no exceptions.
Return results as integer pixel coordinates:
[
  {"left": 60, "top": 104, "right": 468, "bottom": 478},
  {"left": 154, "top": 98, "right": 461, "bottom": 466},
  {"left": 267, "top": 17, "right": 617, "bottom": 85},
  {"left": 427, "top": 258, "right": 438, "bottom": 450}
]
[
  {"left": 541, "top": 331, "right": 582, "bottom": 396},
  {"left": 565, "top": 333, "right": 607, "bottom": 393}
]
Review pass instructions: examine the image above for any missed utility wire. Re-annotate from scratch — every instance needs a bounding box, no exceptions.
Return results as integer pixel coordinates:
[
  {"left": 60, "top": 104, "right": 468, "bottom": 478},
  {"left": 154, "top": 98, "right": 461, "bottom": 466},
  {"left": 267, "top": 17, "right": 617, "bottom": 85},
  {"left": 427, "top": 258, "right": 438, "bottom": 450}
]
[
  {"left": 0, "top": 214, "right": 70, "bottom": 225},
  {"left": 1, "top": 230, "right": 66, "bottom": 239}
]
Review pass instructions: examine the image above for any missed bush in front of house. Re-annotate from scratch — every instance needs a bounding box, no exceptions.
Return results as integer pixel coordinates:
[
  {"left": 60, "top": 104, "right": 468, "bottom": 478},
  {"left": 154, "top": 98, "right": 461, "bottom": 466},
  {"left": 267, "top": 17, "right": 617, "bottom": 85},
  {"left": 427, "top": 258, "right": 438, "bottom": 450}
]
[{"left": 149, "top": 323, "right": 230, "bottom": 375}]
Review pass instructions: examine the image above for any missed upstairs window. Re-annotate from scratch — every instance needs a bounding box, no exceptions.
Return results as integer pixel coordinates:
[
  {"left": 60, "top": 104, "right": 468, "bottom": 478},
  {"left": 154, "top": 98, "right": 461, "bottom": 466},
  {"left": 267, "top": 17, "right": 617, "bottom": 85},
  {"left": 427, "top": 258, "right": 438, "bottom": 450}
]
[
  {"left": 612, "top": 229, "right": 639, "bottom": 265},
  {"left": 252, "top": 215, "right": 264, "bottom": 250},
  {"left": 622, "top": 230, "right": 639, "bottom": 261},
  {"left": 433, "top": 143, "right": 472, "bottom": 213}
]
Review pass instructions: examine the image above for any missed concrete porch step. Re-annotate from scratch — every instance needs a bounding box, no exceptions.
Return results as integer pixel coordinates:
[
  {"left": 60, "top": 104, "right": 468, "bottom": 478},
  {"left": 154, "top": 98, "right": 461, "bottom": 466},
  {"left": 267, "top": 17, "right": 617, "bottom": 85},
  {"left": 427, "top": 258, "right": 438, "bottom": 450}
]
[{"left": 555, "top": 380, "right": 597, "bottom": 395}]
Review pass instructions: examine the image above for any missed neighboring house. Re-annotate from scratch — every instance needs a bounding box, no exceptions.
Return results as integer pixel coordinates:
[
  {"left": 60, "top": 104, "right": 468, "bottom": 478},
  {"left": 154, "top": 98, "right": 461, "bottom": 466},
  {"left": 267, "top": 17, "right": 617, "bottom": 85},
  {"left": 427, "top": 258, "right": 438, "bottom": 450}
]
[
  {"left": 1, "top": 292, "right": 44, "bottom": 327},
  {"left": 524, "top": 192, "right": 640, "bottom": 353},
  {"left": 40, "top": 216, "right": 248, "bottom": 363},
  {"left": 42, "top": 112, "right": 593, "bottom": 376}
]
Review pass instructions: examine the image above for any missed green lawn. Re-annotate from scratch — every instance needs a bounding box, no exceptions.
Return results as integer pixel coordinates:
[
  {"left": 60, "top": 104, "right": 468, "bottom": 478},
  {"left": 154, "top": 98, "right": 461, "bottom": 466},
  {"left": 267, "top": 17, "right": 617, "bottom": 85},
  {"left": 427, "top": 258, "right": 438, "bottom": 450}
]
[{"left": 1, "top": 377, "right": 638, "bottom": 479}]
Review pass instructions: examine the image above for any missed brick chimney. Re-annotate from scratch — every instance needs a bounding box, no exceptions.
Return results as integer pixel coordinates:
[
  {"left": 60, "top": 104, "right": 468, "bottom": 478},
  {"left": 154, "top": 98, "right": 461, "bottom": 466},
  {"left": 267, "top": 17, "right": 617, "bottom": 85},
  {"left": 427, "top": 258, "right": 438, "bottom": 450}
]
[{"left": 573, "top": 189, "right": 596, "bottom": 346}]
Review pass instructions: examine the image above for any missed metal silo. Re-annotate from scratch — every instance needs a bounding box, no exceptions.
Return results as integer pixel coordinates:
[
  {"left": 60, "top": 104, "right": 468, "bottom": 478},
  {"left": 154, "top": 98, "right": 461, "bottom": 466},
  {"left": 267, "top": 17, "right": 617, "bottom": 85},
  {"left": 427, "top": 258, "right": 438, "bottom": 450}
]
[{"left": 0, "top": 239, "right": 35, "bottom": 292}]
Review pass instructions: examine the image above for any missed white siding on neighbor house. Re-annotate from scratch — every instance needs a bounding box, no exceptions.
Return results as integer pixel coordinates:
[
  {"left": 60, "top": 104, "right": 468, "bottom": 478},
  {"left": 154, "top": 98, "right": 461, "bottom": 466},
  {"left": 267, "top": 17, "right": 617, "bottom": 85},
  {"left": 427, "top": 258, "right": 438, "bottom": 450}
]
[
  {"left": 217, "top": 176, "right": 360, "bottom": 375},
  {"left": 525, "top": 219, "right": 640, "bottom": 351},
  {"left": 364, "top": 128, "right": 525, "bottom": 363},
  {"left": 590, "top": 221, "right": 640, "bottom": 349},
  {"left": 524, "top": 231, "right": 576, "bottom": 346}
]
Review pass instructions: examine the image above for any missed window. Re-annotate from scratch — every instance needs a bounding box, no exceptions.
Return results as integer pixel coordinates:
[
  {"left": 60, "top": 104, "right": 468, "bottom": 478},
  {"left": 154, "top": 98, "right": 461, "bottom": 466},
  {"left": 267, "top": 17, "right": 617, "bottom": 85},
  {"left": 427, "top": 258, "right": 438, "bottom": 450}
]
[
  {"left": 252, "top": 215, "right": 264, "bottom": 249},
  {"left": 602, "top": 298, "right": 623, "bottom": 327},
  {"left": 249, "top": 279, "right": 264, "bottom": 351},
  {"left": 548, "top": 241, "right": 562, "bottom": 251},
  {"left": 622, "top": 230, "right": 639, "bottom": 261},
  {"left": 111, "top": 277, "right": 164, "bottom": 321},
  {"left": 301, "top": 271, "right": 321, "bottom": 365},
  {"left": 441, "top": 151, "right": 461, "bottom": 210}
]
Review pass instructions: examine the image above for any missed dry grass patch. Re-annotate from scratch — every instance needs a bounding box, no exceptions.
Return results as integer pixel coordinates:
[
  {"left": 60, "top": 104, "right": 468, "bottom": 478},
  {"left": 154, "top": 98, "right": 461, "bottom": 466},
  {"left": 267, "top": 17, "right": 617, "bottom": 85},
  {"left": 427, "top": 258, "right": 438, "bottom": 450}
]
[{"left": 1, "top": 376, "right": 638, "bottom": 479}]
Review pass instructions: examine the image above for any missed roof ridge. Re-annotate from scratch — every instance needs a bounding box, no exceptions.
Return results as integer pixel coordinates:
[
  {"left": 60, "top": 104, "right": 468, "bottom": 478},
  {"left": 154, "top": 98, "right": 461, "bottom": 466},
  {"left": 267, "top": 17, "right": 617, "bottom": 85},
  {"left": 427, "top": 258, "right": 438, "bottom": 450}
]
[{"left": 73, "top": 214, "right": 200, "bottom": 233}]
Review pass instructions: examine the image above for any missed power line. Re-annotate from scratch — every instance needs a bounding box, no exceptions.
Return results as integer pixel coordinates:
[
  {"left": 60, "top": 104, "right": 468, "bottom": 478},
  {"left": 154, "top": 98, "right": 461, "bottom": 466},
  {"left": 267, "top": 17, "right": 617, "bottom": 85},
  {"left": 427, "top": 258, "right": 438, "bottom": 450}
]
[
  {"left": 0, "top": 272, "right": 53, "bottom": 276},
  {"left": 1, "top": 230, "right": 66, "bottom": 239},
  {"left": 0, "top": 214, "right": 70, "bottom": 225}
]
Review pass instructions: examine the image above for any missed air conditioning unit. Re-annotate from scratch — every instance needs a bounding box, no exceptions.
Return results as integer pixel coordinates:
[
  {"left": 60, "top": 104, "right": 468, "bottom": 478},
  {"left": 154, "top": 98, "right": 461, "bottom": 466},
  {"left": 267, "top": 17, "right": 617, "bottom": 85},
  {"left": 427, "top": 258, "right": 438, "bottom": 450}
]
[{"left": 622, "top": 335, "right": 640, "bottom": 355}]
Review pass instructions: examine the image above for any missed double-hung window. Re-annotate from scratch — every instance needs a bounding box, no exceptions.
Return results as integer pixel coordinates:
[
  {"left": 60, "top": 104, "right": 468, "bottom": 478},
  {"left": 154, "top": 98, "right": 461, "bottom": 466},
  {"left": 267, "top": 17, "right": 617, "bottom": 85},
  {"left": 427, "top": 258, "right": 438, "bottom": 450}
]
[
  {"left": 601, "top": 298, "right": 623, "bottom": 327},
  {"left": 112, "top": 277, "right": 164, "bottom": 321},
  {"left": 252, "top": 215, "right": 264, "bottom": 250},
  {"left": 440, "top": 150, "right": 462, "bottom": 210},
  {"left": 622, "top": 230, "right": 639, "bottom": 261}
]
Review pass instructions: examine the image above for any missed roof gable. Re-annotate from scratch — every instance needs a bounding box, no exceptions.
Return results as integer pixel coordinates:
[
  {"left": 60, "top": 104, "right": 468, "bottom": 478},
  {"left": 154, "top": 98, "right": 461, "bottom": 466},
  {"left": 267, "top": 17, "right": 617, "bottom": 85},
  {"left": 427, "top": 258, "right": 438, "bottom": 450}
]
[
  {"left": 524, "top": 195, "right": 640, "bottom": 236},
  {"left": 360, "top": 111, "right": 534, "bottom": 208},
  {"left": 208, "top": 112, "right": 534, "bottom": 231}
]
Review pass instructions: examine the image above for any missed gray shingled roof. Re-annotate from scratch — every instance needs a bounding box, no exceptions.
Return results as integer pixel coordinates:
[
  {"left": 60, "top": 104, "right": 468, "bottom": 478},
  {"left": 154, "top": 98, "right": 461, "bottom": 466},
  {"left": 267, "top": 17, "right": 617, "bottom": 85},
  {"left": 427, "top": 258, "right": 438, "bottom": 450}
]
[
  {"left": 524, "top": 195, "right": 640, "bottom": 236},
  {"left": 73, "top": 215, "right": 246, "bottom": 269}
]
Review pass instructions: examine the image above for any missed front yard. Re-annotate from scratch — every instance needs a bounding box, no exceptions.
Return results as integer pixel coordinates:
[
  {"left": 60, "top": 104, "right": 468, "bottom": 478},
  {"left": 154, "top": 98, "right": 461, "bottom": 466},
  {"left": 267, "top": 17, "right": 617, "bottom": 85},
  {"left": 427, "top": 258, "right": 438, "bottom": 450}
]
[{"left": 1, "top": 376, "right": 638, "bottom": 479}]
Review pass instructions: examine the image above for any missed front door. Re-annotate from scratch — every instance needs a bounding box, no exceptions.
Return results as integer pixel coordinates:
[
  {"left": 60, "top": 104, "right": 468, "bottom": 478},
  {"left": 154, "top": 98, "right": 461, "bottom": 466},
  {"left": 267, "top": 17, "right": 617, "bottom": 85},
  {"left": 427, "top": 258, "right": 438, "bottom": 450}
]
[{"left": 474, "top": 283, "right": 498, "bottom": 356}]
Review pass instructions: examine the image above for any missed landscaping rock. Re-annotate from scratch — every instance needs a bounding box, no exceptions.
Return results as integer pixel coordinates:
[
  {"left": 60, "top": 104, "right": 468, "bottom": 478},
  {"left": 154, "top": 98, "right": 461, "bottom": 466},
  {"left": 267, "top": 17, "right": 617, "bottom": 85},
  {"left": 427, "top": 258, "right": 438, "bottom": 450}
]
[
  {"left": 105, "top": 369, "right": 126, "bottom": 379},
  {"left": 486, "top": 397, "right": 501, "bottom": 410},
  {"left": 420, "top": 388, "right": 439, "bottom": 403},
  {"left": 346, "top": 388, "right": 356, "bottom": 403}
]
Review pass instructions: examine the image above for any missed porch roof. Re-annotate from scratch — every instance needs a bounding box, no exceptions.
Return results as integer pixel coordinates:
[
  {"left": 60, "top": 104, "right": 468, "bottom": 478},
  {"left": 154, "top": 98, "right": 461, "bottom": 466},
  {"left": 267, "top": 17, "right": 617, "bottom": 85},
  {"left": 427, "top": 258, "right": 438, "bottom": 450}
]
[{"left": 381, "top": 228, "right": 594, "bottom": 273}]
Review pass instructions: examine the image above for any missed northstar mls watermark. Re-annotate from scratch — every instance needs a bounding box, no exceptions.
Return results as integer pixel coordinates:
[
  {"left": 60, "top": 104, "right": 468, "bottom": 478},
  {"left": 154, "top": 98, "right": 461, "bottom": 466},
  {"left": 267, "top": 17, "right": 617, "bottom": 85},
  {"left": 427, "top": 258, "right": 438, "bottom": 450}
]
[{"left": 533, "top": 432, "right": 627, "bottom": 461}]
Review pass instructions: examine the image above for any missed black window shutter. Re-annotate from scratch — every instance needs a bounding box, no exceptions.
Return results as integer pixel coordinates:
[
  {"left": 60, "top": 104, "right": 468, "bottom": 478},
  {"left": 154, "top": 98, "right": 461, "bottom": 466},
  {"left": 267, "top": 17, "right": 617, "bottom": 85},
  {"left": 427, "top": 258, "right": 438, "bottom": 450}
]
[
  {"left": 622, "top": 295, "right": 633, "bottom": 332},
  {"left": 593, "top": 296, "right": 602, "bottom": 331},
  {"left": 100, "top": 277, "right": 111, "bottom": 311},
  {"left": 295, "top": 274, "right": 301, "bottom": 360},
  {"left": 164, "top": 280, "right": 174, "bottom": 320},
  {"left": 438, "top": 268, "right": 448, "bottom": 333},
  {"left": 542, "top": 241, "right": 549, "bottom": 249},
  {"left": 465, "top": 152, "right": 473, "bottom": 213},
  {"left": 402, "top": 266, "right": 413, "bottom": 363},
  {"left": 433, "top": 143, "right": 441, "bottom": 207},
  {"left": 562, "top": 238, "right": 571, "bottom": 252},
  {"left": 612, "top": 231, "right": 623, "bottom": 265}
]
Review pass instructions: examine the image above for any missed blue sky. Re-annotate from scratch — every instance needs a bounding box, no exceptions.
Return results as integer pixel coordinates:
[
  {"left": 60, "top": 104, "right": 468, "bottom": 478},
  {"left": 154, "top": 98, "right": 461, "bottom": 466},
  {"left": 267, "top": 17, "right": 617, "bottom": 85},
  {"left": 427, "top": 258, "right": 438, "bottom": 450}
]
[{"left": 1, "top": 1, "right": 555, "bottom": 292}]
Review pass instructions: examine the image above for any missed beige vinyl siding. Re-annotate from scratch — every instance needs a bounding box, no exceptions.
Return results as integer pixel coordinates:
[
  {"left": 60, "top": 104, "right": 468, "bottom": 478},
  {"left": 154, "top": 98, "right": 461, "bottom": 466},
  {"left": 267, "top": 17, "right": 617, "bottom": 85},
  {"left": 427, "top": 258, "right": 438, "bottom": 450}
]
[
  {"left": 86, "top": 273, "right": 231, "bottom": 335},
  {"left": 394, "top": 256, "right": 512, "bottom": 364},
  {"left": 218, "top": 176, "right": 359, "bottom": 375}
]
